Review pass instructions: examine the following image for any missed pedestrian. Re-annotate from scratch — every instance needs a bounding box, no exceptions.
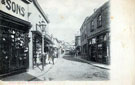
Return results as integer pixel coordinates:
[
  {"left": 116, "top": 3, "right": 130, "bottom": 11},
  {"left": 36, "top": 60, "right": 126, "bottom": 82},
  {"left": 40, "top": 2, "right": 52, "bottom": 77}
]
[
  {"left": 51, "top": 48, "right": 55, "bottom": 65},
  {"left": 33, "top": 54, "right": 37, "bottom": 66},
  {"left": 54, "top": 48, "right": 57, "bottom": 58},
  {"left": 43, "top": 52, "right": 47, "bottom": 65},
  {"left": 75, "top": 50, "right": 79, "bottom": 57},
  {"left": 48, "top": 47, "right": 55, "bottom": 65},
  {"left": 40, "top": 52, "right": 46, "bottom": 65},
  {"left": 56, "top": 48, "right": 58, "bottom": 58}
]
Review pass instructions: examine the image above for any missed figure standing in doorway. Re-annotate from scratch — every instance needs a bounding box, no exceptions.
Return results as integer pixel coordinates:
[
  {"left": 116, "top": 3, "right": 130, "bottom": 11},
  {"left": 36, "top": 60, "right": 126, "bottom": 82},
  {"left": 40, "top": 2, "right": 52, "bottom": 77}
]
[{"left": 48, "top": 47, "right": 55, "bottom": 65}]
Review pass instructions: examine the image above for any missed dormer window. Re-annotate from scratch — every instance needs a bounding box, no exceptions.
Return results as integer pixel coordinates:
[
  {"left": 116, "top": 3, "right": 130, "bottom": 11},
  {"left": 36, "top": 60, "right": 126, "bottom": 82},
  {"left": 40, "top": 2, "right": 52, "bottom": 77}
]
[
  {"left": 97, "top": 15, "right": 102, "bottom": 27},
  {"left": 91, "top": 20, "right": 94, "bottom": 32}
]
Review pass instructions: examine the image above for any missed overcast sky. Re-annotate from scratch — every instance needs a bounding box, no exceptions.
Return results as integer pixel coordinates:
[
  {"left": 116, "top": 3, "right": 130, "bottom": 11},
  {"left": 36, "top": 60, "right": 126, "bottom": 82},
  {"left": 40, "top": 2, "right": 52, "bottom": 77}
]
[{"left": 38, "top": 0, "right": 108, "bottom": 44}]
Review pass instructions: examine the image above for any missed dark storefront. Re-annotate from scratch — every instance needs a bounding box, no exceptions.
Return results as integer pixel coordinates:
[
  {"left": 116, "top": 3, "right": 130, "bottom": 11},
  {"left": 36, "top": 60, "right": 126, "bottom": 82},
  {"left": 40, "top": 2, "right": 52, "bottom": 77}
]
[
  {"left": 32, "top": 31, "right": 53, "bottom": 68},
  {"left": 80, "top": 2, "right": 110, "bottom": 65},
  {"left": 32, "top": 31, "right": 42, "bottom": 68},
  {"left": 88, "top": 32, "right": 110, "bottom": 64},
  {"left": 0, "top": 11, "right": 31, "bottom": 77}
]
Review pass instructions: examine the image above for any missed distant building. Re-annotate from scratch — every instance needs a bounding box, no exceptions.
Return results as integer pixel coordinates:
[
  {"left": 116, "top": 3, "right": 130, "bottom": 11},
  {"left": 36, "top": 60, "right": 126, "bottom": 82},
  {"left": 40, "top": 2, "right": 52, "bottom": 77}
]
[{"left": 80, "top": 2, "right": 110, "bottom": 64}]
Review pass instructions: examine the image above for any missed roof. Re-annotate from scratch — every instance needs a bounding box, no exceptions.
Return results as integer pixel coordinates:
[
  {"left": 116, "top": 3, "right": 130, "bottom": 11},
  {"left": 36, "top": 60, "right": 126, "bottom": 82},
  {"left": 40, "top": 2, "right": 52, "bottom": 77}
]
[
  {"left": 31, "top": 30, "right": 53, "bottom": 44},
  {"left": 88, "top": 1, "right": 109, "bottom": 21},
  {"left": 80, "top": 1, "right": 109, "bottom": 32},
  {"left": 21, "top": 0, "right": 32, "bottom": 4},
  {"left": 33, "top": 0, "right": 50, "bottom": 23}
]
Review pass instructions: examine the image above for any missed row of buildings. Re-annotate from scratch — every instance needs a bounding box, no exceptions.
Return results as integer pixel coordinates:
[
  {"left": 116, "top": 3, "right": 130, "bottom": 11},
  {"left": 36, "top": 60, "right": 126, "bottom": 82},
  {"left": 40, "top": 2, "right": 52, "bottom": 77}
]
[
  {"left": 0, "top": 0, "right": 62, "bottom": 77},
  {"left": 75, "top": 2, "right": 110, "bottom": 64}
]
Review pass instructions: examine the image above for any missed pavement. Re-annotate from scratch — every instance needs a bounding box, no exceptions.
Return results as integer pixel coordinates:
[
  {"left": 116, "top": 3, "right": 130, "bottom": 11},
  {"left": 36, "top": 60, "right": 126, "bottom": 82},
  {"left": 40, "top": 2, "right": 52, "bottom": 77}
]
[
  {"left": 75, "top": 55, "right": 110, "bottom": 70},
  {"left": 1, "top": 53, "right": 109, "bottom": 81},
  {"left": 1, "top": 56, "right": 59, "bottom": 81}
]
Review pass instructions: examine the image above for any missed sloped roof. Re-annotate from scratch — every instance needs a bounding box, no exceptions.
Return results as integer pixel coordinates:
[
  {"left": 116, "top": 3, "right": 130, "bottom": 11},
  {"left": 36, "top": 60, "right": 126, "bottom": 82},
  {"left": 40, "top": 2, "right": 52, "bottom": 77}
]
[{"left": 33, "top": 0, "right": 50, "bottom": 23}]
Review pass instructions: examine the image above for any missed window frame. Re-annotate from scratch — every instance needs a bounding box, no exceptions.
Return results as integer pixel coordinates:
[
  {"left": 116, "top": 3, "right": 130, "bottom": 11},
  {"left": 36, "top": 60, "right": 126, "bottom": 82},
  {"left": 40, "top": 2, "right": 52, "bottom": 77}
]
[
  {"left": 90, "top": 20, "right": 94, "bottom": 32},
  {"left": 97, "top": 14, "right": 102, "bottom": 27}
]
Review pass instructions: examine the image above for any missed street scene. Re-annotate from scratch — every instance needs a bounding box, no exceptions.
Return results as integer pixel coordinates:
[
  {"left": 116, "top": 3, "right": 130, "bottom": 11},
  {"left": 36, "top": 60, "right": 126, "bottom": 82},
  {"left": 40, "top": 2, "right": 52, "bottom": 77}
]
[
  {"left": 1, "top": 52, "right": 109, "bottom": 81},
  {"left": 0, "top": 0, "right": 110, "bottom": 81}
]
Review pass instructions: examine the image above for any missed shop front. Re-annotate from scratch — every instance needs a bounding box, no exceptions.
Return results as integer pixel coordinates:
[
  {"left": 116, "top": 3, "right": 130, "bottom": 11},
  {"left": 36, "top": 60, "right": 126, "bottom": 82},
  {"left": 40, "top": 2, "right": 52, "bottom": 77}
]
[
  {"left": 0, "top": 0, "right": 31, "bottom": 77},
  {"left": 28, "top": 0, "right": 50, "bottom": 70},
  {"left": 31, "top": 31, "right": 42, "bottom": 68},
  {"left": 31, "top": 31, "right": 53, "bottom": 69},
  {"left": 88, "top": 32, "right": 110, "bottom": 64}
]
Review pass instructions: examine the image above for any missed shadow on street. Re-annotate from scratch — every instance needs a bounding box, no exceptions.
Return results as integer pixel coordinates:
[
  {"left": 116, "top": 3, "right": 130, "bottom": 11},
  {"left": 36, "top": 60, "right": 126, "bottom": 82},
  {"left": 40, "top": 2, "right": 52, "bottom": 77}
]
[{"left": 1, "top": 72, "right": 41, "bottom": 81}]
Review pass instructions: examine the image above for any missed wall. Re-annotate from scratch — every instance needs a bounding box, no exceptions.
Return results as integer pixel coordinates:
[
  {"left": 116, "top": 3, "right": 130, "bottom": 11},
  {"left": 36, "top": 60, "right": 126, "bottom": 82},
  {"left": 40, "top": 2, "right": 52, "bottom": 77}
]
[
  {"left": 87, "top": 2, "right": 110, "bottom": 38},
  {"left": 28, "top": 1, "right": 48, "bottom": 69},
  {"left": 0, "top": 0, "right": 29, "bottom": 21},
  {"left": 80, "top": 2, "right": 109, "bottom": 59}
]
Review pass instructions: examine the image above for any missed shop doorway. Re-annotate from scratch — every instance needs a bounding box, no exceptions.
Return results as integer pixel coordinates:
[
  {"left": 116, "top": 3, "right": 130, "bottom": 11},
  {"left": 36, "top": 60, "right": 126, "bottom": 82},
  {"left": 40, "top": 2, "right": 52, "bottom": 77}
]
[{"left": 32, "top": 32, "right": 42, "bottom": 69}]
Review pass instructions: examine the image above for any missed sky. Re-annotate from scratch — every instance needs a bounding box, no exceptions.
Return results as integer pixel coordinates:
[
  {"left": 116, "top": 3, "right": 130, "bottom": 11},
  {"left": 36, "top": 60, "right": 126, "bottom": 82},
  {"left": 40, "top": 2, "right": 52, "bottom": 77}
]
[{"left": 38, "top": 0, "right": 108, "bottom": 44}]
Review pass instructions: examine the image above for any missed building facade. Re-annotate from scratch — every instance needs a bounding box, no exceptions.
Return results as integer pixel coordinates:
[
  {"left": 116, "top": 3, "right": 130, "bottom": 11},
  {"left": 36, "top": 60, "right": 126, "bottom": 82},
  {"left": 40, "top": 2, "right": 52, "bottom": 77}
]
[
  {"left": 28, "top": 0, "right": 52, "bottom": 69},
  {"left": 80, "top": 17, "right": 89, "bottom": 58},
  {"left": 0, "top": 0, "right": 52, "bottom": 77},
  {"left": 0, "top": 0, "right": 32, "bottom": 77},
  {"left": 80, "top": 2, "right": 110, "bottom": 64}
]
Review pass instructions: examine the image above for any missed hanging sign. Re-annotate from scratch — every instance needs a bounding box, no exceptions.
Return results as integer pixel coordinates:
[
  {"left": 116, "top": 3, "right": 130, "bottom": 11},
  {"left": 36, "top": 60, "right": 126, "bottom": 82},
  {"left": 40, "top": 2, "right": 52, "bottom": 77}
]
[{"left": 0, "top": 0, "right": 28, "bottom": 21}]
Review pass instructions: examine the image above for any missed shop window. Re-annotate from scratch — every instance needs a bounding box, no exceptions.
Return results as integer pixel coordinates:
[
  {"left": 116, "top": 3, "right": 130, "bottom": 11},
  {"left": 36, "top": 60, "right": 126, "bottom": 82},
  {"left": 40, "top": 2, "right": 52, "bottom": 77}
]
[
  {"left": 92, "top": 38, "right": 96, "bottom": 44},
  {"left": 89, "top": 40, "right": 92, "bottom": 45},
  {"left": 91, "top": 45, "right": 97, "bottom": 60},
  {"left": 98, "top": 44, "right": 102, "bottom": 47},
  {"left": 97, "top": 43, "right": 103, "bottom": 61},
  {"left": 97, "top": 35, "right": 104, "bottom": 43},
  {"left": 104, "top": 34, "right": 107, "bottom": 41},
  {"left": 0, "top": 27, "right": 29, "bottom": 74},
  {"left": 97, "top": 15, "right": 102, "bottom": 27}
]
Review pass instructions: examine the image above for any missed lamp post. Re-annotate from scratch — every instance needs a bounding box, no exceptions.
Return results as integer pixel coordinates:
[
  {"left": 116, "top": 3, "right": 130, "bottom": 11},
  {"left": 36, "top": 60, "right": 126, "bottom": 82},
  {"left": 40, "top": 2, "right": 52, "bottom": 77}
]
[{"left": 41, "top": 21, "right": 46, "bottom": 71}]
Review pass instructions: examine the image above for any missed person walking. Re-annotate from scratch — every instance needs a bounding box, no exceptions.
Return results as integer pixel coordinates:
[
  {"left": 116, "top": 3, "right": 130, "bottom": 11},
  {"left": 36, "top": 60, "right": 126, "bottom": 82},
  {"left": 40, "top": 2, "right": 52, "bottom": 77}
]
[
  {"left": 75, "top": 50, "right": 79, "bottom": 57},
  {"left": 40, "top": 52, "right": 46, "bottom": 66},
  {"left": 48, "top": 47, "right": 55, "bottom": 65},
  {"left": 56, "top": 48, "right": 58, "bottom": 58}
]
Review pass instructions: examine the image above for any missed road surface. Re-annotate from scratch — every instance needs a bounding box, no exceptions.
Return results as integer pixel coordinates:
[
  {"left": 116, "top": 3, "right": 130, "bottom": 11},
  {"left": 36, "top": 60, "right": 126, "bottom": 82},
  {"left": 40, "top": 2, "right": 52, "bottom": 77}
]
[{"left": 33, "top": 54, "right": 109, "bottom": 81}]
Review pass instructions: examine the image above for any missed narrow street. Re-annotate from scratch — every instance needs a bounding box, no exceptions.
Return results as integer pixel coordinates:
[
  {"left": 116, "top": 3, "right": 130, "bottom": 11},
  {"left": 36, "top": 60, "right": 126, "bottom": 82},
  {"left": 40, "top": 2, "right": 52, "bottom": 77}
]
[{"left": 33, "top": 54, "right": 109, "bottom": 81}]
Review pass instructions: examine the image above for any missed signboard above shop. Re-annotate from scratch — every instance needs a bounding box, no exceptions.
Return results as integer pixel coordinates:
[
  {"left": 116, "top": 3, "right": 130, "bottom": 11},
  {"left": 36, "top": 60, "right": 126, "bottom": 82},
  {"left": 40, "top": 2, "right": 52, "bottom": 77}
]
[{"left": 0, "top": 0, "right": 28, "bottom": 21}]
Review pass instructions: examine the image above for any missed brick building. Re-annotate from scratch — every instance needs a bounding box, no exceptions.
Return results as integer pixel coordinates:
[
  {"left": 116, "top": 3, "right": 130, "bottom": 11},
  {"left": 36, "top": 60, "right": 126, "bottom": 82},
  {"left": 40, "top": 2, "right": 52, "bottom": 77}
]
[{"left": 80, "top": 2, "right": 110, "bottom": 64}]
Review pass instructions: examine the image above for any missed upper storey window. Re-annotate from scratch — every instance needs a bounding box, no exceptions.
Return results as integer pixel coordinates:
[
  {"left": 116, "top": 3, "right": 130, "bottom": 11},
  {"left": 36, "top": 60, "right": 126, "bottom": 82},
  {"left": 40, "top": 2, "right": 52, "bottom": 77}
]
[
  {"left": 90, "top": 20, "right": 94, "bottom": 32},
  {"left": 97, "top": 14, "right": 102, "bottom": 27}
]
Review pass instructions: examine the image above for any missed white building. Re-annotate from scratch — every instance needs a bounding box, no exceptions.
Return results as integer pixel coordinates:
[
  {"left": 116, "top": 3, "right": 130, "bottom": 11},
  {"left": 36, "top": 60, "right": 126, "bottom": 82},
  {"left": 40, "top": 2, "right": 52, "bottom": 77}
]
[{"left": 28, "top": 0, "right": 52, "bottom": 69}]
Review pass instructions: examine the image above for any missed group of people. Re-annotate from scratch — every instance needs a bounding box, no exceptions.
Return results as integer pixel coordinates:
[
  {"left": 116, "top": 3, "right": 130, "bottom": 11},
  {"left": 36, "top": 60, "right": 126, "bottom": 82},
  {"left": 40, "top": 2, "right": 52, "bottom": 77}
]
[
  {"left": 75, "top": 50, "right": 79, "bottom": 57},
  {"left": 42, "top": 47, "right": 59, "bottom": 65},
  {"left": 33, "top": 46, "right": 59, "bottom": 67}
]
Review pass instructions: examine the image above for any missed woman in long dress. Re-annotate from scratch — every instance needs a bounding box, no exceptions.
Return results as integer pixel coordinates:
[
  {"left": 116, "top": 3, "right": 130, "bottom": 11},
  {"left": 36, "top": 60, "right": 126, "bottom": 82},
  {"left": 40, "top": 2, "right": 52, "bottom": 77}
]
[{"left": 48, "top": 47, "right": 55, "bottom": 64}]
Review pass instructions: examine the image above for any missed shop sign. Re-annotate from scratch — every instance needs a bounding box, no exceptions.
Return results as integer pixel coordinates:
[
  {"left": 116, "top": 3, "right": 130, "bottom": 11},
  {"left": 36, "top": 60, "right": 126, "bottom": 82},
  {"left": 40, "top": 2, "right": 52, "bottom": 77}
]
[{"left": 0, "top": 0, "right": 28, "bottom": 21}]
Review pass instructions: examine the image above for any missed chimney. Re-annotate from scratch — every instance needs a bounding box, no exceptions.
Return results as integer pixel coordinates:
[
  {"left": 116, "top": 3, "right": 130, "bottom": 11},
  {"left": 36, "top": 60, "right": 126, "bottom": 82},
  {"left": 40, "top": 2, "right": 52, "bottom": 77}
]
[{"left": 94, "top": 8, "right": 97, "bottom": 12}]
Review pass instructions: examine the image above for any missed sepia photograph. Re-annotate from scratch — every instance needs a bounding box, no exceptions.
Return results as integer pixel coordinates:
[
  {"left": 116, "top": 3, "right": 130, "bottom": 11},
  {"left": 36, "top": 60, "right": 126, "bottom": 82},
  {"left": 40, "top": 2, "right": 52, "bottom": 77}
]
[
  {"left": 0, "top": 0, "right": 134, "bottom": 84},
  {"left": 0, "top": 0, "right": 109, "bottom": 81}
]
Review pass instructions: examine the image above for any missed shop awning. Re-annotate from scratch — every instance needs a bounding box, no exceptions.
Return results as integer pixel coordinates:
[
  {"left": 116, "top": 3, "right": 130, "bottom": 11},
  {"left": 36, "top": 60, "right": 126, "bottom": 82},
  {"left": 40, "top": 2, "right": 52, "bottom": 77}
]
[
  {"left": 0, "top": 11, "right": 31, "bottom": 31},
  {"left": 31, "top": 31, "right": 53, "bottom": 44},
  {"left": 31, "top": 30, "right": 42, "bottom": 37},
  {"left": 44, "top": 34, "right": 53, "bottom": 45}
]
